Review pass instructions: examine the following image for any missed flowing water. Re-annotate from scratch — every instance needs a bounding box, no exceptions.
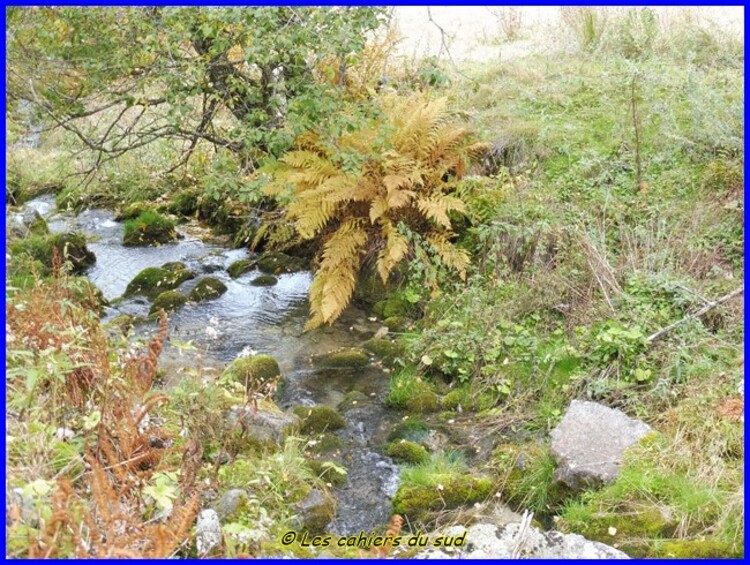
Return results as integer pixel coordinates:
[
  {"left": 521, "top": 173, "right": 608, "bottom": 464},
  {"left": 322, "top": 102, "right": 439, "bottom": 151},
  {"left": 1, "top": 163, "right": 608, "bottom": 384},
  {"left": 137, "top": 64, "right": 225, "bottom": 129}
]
[{"left": 18, "top": 196, "right": 402, "bottom": 535}]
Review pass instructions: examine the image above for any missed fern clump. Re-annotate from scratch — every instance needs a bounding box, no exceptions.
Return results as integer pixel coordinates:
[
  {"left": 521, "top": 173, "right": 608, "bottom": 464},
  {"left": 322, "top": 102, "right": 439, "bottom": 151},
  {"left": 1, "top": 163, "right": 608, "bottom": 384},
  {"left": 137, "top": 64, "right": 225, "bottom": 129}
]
[{"left": 263, "top": 92, "right": 487, "bottom": 329}]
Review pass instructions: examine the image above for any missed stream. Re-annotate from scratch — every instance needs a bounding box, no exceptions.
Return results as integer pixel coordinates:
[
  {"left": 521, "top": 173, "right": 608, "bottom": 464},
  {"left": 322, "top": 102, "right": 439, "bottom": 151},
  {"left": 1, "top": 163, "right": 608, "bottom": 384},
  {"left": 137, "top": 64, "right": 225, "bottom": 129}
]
[{"left": 17, "top": 195, "right": 402, "bottom": 535}]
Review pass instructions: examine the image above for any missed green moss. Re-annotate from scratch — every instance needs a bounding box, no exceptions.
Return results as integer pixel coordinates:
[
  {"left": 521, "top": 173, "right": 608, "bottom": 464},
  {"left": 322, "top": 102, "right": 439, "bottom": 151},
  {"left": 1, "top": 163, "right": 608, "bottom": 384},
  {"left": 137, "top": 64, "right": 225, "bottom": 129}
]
[
  {"left": 383, "top": 316, "right": 407, "bottom": 332},
  {"left": 312, "top": 348, "right": 369, "bottom": 369},
  {"left": 222, "top": 355, "right": 281, "bottom": 390},
  {"left": 362, "top": 337, "right": 402, "bottom": 362},
  {"left": 392, "top": 476, "right": 493, "bottom": 522},
  {"left": 227, "top": 258, "right": 256, "bottom": 278},
  {"left": 373, "top": 295, "right": 416, "bottom": 319},
  {"left": 309, "top": 433, "right": 344, "bottom": 453},
  {"left": 189, "top": 277, "right": 228, "bottom": 301},
  {"left": 337, "top": 391, "right": 370, "bottom": 413},
  {"left": 384, "top": 440, "right": 430, "bottom": 465},
  {"left": 294, "top": 406, "right": 346, "bottom": 434},
  {"left": 161, "top": 261, "right": 187, "bottom": 272},
  {"left": 149, "top": 290, "right": 188, "bottom": 316},
  {"left": 123, "top": 266, "right": 195, "bottom": 300},
  {"left": 306, "top": 460, "right": 348, "bottom": 488},
  {"left": 251, "top": 274, "right": 278, "bottom": 286},
  {"left": 123, "top": 210, "right": 177, "bottom": 246},
  {"left": 654, "top": 540, "right": 741, "bottom": 558},
  {"left": 9, "top": 232, "right": 96, "bottom": 274},
  {"left": 387, "top": 370, "right": 439, "bottom": 413},
  {"left": 561, "top": 501, "right": 676, "bottom": 557},
  {"left": 406, "top": 389, "right": 439, "bottom": 413},
  {"left": 256, "top": 251, "right": 305, "bottom": 274},
  {"left": 387, "top": 420, "right": 430, "bottom": 443}
]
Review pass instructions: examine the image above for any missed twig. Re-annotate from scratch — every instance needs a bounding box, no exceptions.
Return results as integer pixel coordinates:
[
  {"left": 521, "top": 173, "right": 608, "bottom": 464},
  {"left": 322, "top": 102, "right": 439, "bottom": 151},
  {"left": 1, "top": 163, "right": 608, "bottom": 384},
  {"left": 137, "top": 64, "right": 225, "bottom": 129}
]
[
  {"left": 646, "top": 286, "right": 743, "bottom": 344},
  {"left": 426, "top": 8, "right": 480, "bottom": 88}
]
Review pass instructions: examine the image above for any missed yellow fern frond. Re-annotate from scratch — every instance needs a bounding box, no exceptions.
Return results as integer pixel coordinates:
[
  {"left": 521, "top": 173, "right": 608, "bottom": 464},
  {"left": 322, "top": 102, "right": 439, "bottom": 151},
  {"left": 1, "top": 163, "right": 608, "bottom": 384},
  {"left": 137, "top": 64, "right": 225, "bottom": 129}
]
[
  {"left": 289, "top": 197, "right": 335, "bottom": 239},
  {"left": 427, "top": 233, "right": 469, "bottom": 279},
  {"left": 369, "top": 196, "right": 389, "bottom": 223},
  {"left": 377, "top": 222, "right": 410, "bottom": 283},
  {"left": 416, "top": 195, "right": 466, "bottom": 228},
  {"left": 383, "top": 174, "right": 412, "bottom": 193},
  {"left": 387, "top": 188, "right": 416, "bottom": 210},
  {"left": 308, "top": 219, "right": 369, "bottom": 327}
]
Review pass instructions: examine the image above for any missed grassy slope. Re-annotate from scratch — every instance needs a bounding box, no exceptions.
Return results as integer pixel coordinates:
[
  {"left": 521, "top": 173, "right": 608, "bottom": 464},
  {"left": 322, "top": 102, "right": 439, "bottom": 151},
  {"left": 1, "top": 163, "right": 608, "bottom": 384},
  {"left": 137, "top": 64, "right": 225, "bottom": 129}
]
[{"left": 404, "top": 17, "right": 743, "bottom": 556}]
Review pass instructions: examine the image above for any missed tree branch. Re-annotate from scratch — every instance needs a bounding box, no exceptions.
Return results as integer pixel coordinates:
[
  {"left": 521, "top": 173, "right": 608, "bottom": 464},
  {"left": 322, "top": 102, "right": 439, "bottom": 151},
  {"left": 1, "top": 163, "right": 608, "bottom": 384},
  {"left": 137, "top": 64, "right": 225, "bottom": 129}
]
[{"left": 646, "top": 286, "right": 743, "bottom": 344}]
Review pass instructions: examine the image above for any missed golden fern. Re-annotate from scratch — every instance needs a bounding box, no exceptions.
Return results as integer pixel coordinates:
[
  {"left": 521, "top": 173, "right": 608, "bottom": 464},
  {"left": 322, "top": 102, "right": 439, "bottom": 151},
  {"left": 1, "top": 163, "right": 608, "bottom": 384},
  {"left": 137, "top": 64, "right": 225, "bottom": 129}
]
[{"left": 262, "top": 92, "right": 485, "bottom": 328}]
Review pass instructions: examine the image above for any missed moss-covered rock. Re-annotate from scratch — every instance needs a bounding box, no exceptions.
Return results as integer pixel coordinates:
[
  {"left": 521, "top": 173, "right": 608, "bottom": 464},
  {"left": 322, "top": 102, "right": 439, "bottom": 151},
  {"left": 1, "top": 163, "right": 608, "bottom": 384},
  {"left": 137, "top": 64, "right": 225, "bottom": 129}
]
[
  {"left": 106, "top": 313, "right": 145, "bottom": 335},
  {"left": 115, "top": 201, "right": 150, "bottom": 221},
  {"left": 392, "top": 476, "right": 493, "bottom": 522},
  {"left": 226, "top": 401, "right": 299, "bottom": 451},
  {"left": 161, "top": 261, "right": 187, "bottom": 272},
  {"left": 405, "top": 389, "right": 440, "bottom": 413},
  {"left": 189, "top": 277, "right": 228, "bottom": 301},
  {"left": 123, "top": 210, "right": 177, "bottom": 246},
  {"left": 10, "top": 209, "right": 50, "bottom": 238},
  {"left": 387, "top": 420, "right": 430, "bottom": 443},
  {"left": 9, "top": 232, "right": 96, "bottom": 274},
  {"left": 384, "top": 440, "right": 430, "bottom": 465},
  {"left": 311, "top": 348, "right": 369, "bottom": 369},
  {"left": 306, "top": 460, "right": 348, "bottom": 488},
  {"left": 383, "top": 316, "right": 407, "bottom": 332},
  {"left": 362, "top": 337, "right": 402, "bottom": 362},
  {"left": 149, "top": 290, "right": 188, "bottom": 316},
  {"left": 251, "top": 274, "right": 278, "bottom": 286},
  {"left": 214, "top": 489, "right": 249, "bottom": 523},
  {"left": 373, "top": 295, "right": 416, "bottom": 319},
  {"left": 123, "top": 266, "right": 196, "bottom": 300},
  {"left": 227, "top": 258, "right": 256, "bottom": 278},
  {"left": 256, "top": 251, "right": 305, "bottom": 274},
  {"left": 560, "top": 501, "right": 677, "bottom": 557},
  {"left": 337, "top": 391, "right": 370, "bottom": 413},
  {"left": 294, "top": 405, "right": 346, "bottom": 434},
  {"left": 309, "top": 433, "right": 344, "bottom": 454},
  {"left": 222, "top": 355, "right": 281, "bottom": 390},
  {"left": 387, "top": 370, "right": 440, "bottom": 413},
  {"left": 295, "top": 488, "right": 336, "bottom": 533}
]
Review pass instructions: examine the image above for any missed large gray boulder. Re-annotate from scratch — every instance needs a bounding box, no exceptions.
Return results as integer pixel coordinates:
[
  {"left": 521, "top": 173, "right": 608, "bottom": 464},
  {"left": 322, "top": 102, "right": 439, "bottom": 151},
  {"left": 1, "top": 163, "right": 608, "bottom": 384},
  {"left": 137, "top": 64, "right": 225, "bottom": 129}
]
[
  {"left": 226, "top": 404, "right": 299, "bottom": 448},
  {"left": 550, "top": 400, "right": 651, "bottom": 490},
  {"left": 408, "top": 523, "right": 628, "bottom": 559}
]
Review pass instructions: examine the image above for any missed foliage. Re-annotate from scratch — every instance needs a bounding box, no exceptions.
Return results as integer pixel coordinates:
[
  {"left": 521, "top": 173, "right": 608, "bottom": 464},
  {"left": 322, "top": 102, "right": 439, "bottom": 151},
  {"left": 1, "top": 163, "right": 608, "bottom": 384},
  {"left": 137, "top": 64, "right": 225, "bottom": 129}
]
[
  {"left": 262, "top": 92, "right": 486, "bottom": 328},
  {"left": 6, "top": 268, "right": 202, "bottom": 557},
  {"left": 8, "top": 7, "right": 389, "bottom": 179}
]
